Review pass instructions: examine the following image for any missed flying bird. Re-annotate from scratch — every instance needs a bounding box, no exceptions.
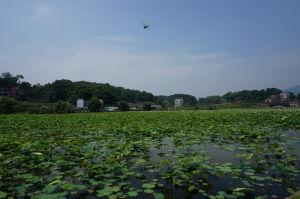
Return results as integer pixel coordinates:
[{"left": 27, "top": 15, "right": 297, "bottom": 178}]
[{"left": 142, "top": 23, "right": 150, "bottom": 30}]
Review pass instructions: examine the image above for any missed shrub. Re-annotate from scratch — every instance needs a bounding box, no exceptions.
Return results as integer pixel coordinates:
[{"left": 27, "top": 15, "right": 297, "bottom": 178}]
[
  {"left": 118, "top": 101, "right": 129, "bottom": 111},
  {"left": 88, "top": 97, "right": 101, "bottom": 112},
  {"left": 0, "top": 97, "right": 18, "bottom": 113},
  {"left": 208, "top": 105, "right": 217, "bottom": 110},
  {"left": 54, "top": 100, "right": 73, "bottom": 113},
  {"left": 39, "top": 105, "right": 54, "bottom": 114},
  {"left": 143, "top": 103, "right": 152, "bottom": 111}
]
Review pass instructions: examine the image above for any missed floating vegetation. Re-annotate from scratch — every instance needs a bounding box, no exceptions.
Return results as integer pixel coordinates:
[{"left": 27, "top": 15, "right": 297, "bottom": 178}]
[{"left": 0, "top": 109, "right": 300, "bottom": 198}]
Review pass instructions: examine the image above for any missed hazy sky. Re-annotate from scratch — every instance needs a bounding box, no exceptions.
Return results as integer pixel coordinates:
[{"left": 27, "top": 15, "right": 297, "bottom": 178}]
[{"left": 0, "top": 0, "right": 300, "bottom": 97}]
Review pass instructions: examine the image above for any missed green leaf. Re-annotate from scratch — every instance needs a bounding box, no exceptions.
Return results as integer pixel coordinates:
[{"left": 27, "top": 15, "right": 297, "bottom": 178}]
[
  {"left": 142, "top": 183, "right": 155, "bottom": 189},
  {"left": 250, "top": 176, "right": 265, "bottom": 181},
  {"left": 134, "top": 158, "right": 147, "bottom": 166},
  {"left": 23, "top": 174, "right": 34, "bottom": 179},
  {"left": 48, "top": 180, "right": 61, "bottom": 185},
  {"left": 144, "top": 189, "right": 154, "bottom": 194},
  {"left": 37, "top": 192, "right": 68, "bottom": 199},
  {"left": 188, "top": 185, "right": 196, "bottom": 192},
  {"left": 97, "top": 186, "right": 120, "bottom": 197},
  {"left": 247, "top": 154, "right": 254, "bottom": 160},
  {"left": 97, "top": 187, "right": 114, "bottom": 197},
  {"left": 233, "top": 188, "right": 247, "bottom": 192},
  {"left": 61, "top": 183, "right": 76, "bottom": 191},
  {"left": 33, "top": 152, "right": 43, "bottom": 156},
  {"left": 0, "top": 192, "right": 7, "bottom": 199},
  {"left": 43, "top": 185, "right": 58, "bottom": 193},
  {"left": 128, "top": 191, "right": 138, "bottom": 197},
  {"left": 154, "top": 193, "right": 165, "bottom": 199}
]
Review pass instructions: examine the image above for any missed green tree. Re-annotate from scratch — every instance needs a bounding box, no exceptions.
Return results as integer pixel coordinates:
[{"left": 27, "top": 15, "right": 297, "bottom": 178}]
[
  {"left": 143, "top": 103, "right": 152, "bottom": 111},
  {"left": 205, "top": 96, "right": 222, "bottom": 104},
  {"left": 48, "top": 80, "right": 73, "bottom": 102},
  {"left": 17, "top": 81, "right": 32, "bottom": 100},
  {"left": 88, "top": 97, "right": 101, "bottom": 112},
  {"left": 223, "top": 88, "right": 283, "bottom": 103},
  {"left": 31, "top": 84, "right": 49, "bottom": 101},
  {"left": 0, "top": 72, "right": 23, "bottom": 88},
  {"left": 118, "top": 101, "right": 129, "bottom": 111}
]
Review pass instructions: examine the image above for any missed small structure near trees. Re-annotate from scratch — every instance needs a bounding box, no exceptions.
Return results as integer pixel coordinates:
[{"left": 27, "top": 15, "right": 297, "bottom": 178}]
[
  {"left": 264, "top": 95, "right": 281, "bottom": 106},
  {"left": 289, "top": 100, "right": 300, "bottom": 108},
  {"left": 151, "top": 104, "right": 163, "bottom": 111},
  {"left": 76, "top": 98, "right": 89, "bottom": 112},
  {"left": 174, "top": 99, "right": 184, "bottom": 107},
  {"left": 264, "top": 92, "right": 299, "bottom": 108},
  {"left": 76, "top": 99, "right": 85, "bottom": 108},
  {"left": 279, "top": 92, "right": 290, "bottom": 102},
  {"left": 128, "top": 102, "right": 143, "bottom": 111},
  {"left": 103, "top": 107, "right": 119, "bottom": 112}
]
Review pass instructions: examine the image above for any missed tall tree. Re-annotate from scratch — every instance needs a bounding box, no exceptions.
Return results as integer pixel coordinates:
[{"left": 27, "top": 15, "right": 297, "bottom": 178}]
[
  {"left": 47, "top": 80, "right": 73, "bottom": 102},
  {"left": 0, "top": 72, "right": 23, "bottom": 88}
]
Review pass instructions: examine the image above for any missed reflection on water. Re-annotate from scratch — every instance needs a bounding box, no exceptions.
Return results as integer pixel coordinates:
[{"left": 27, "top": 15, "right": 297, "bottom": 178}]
[
  {"left": 128, "top": 132, "right": 300, "bottom": 199},
  {"left": 7, "top": 131, "right": 300, "bottom": 199}
]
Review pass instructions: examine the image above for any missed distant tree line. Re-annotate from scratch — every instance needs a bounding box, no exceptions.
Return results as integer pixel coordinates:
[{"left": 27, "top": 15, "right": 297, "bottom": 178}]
[
  {"left": 0, "top": 73, "right": 202, "bottom": 107},
  {"left": 1, "top": 72, "right": 300, "bottom": 113},
  {"left": 0, "top": 72, "right": 155, "bottom": 105},
  {"left": 199, "top": 88, "right": 298, "bottom": 105}
]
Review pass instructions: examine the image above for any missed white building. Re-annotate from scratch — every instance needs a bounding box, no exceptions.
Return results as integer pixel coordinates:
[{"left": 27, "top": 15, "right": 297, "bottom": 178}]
[
  {"left": 175, "top": 99, "right": 184, "bottom": 107},
  {"left": 76, "top": 99, "right": 85, "bottom": 108},
  {"left": 279, "top": 92, "right": 290, "bottom": 102},
  {"left": 289, "top": 101, "right": 300, "bottom": 108}
]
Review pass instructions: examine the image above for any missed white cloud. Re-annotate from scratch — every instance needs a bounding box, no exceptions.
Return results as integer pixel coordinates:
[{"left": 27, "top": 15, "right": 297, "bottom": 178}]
[
  {"left": 3, "top": 40, "right": 300, "bottom": 97},
  {"left": 34, "top": 5, "right": 56, "bottom": 20}
]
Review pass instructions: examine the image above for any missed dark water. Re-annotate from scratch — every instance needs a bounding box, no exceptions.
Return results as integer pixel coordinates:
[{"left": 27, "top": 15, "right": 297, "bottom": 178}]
[
  {"left": 14, "top": 132, "right": 300, "bottom": 199},
  {"left": 123, "top": 132, "right": 300, "bottom": 199}
]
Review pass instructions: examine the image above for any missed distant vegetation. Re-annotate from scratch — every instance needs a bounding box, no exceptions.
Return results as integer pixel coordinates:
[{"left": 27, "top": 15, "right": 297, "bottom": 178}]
[
  {"left": 1, "top": 72, "right": 300, "bottom": 113},
  {"left": 0, "top": 72, "right": 154, "bottom": 103}
]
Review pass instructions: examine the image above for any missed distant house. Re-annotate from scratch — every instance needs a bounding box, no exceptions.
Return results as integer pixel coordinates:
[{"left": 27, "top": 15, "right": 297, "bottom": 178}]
[
  {"left": 76, "top": 99, "right": 89, "bottom": 112},
  {"left": 279, "top": 92, "right": 290, "bottom": 102},
  {"left": 0, "top": 87, "right": 17, "bottom": 97},
  {"left": 175, "top": 99, "right": 184, "bottom": 107},
  {"left": 264, "top": 92, "right": 294, "bottom": 107},
  {"left": 289, "top": 101, "right": 300, "bottom": 108},
  {"left": 128, "top": 102, "right": 143, "bottom": 111},
  {"left": 151, "top": 104, "right": 163, "bottom": 111},
  {"left": 99, "top": 99, "right": 104, "bottom": 107},
  {"left": 264, "top": 95, "right": 280, "bottom": 106},
  {"left": 76, "top": 99, "right": 85, "bottom": 108},
  {"left": 129, "top": 107, "right": 138, "bottom": 111},
  {"left": 220, "top": 98, "right": 229, "bottom": 104}
]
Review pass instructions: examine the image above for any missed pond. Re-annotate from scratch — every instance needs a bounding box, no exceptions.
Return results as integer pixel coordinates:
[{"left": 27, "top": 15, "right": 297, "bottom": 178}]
[
  {"left": 0, "top": 111, "right": 300, "bottom": 199},
  {"left": 120, "top": 131, "right": 300, "bottom": 199}
]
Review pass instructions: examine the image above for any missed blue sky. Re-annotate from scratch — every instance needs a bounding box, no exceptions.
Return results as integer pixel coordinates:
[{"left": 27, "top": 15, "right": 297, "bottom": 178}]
[{"left": 0, "top": 0, "right": 300, "bottom": 97}]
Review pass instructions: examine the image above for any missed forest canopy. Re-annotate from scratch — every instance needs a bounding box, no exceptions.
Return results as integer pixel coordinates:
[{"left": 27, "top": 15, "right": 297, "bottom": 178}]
[{"left": 1, "top": 72, "right": 296, "bottom": 106}]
